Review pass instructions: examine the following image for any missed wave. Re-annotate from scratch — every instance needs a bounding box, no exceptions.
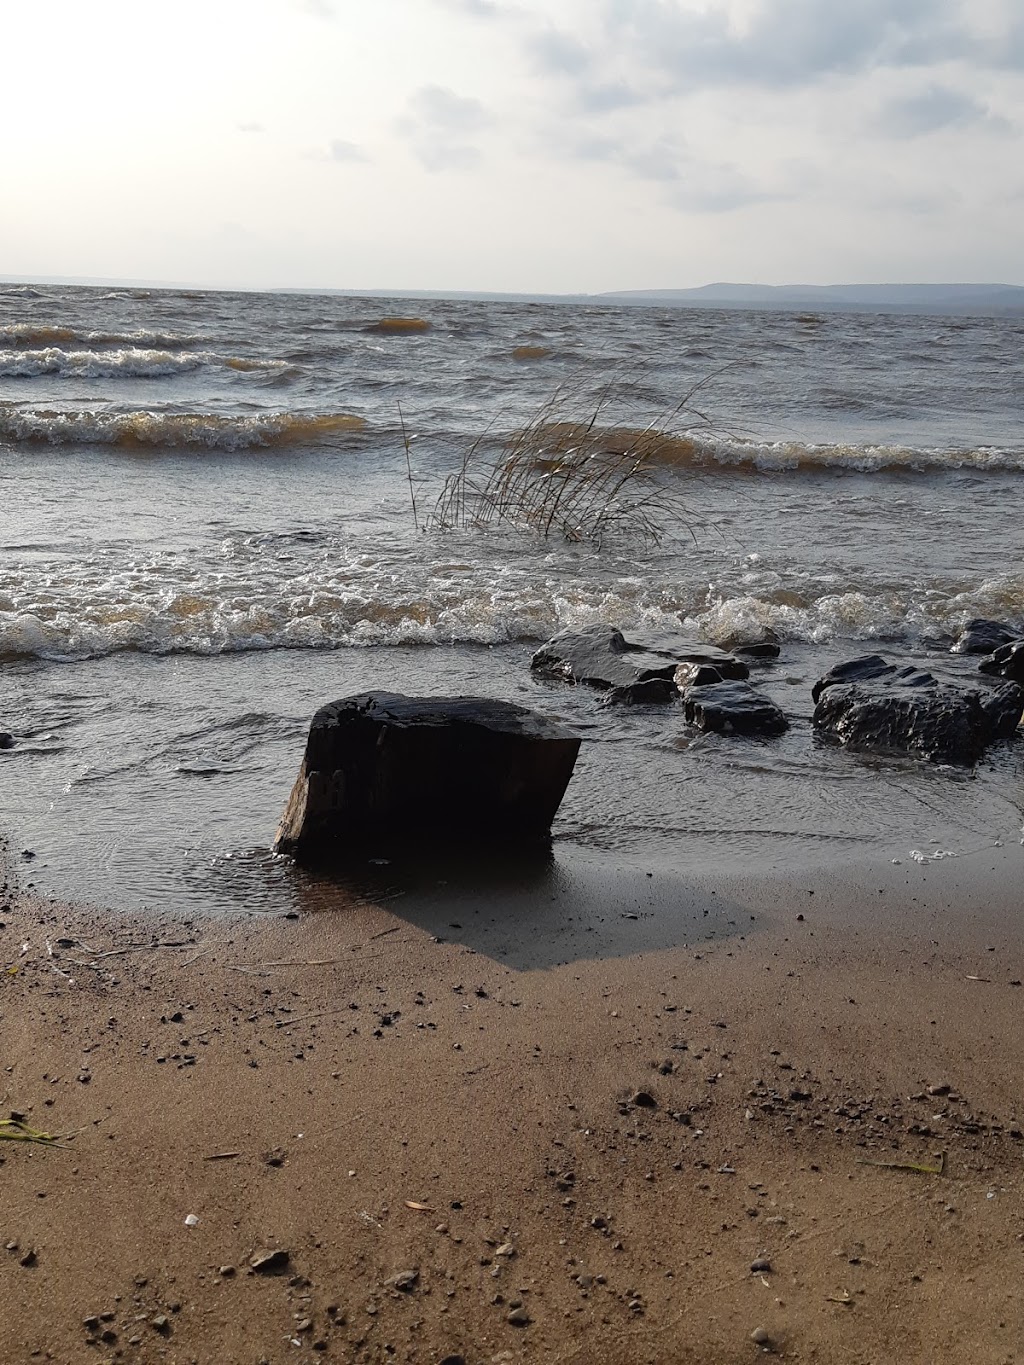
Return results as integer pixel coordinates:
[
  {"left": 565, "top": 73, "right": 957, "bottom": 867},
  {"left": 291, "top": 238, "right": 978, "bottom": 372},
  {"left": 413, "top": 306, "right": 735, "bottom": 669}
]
[
  {"left": 0, "top": 347, "right": 297, "bottom": 379},
  {"left": 536, "top": 424, "right": 1024, "bottom": 475},
  {"left": 0, "top": 324, "right": 203, "bottom": 348},
  {"left": 0, "top": 407, "right": 366, "bottom": 449},
  {"left": 2, "top": 557, "right": 1020, "bottom": 662}
]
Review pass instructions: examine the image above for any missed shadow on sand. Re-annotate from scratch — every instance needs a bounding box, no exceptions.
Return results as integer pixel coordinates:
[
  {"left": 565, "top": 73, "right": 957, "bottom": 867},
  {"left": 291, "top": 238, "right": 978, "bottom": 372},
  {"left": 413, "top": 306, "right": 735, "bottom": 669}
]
[{"left": 278, "top": 841, "right": 757, "bottom": 972}]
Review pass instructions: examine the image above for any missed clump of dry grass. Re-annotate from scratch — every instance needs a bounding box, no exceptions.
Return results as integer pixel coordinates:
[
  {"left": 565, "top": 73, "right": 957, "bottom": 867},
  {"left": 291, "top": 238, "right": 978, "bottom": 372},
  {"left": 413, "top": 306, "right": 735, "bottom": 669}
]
[{"left": 425, "top": 374, "right": 725, "bottom": 546}]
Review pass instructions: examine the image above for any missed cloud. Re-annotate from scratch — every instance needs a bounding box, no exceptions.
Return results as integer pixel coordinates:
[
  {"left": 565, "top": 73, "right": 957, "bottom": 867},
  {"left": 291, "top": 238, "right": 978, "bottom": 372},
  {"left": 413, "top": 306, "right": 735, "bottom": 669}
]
[
  {"left": 872, "top": 85, "right": 1012, "bottom": 138},
  {"left": 396, "top": 85, "right": 493, "bottom": 173},
  {"left": 328, "top": 139, "right": 370, "bottom": 163},
  {"left": 236, "top": 122, "right": 265, "bottom": 134},
  {"left": 577, "top": 82, "right": 646, "bottom": 114},
  {"left": 434, "top": 0, "right": 504, "bottom": 15},
  {"left": 294, "top": 0, "right": 335, "bottom": 16},
  {"left": 528, "top": 29, "right": 591, "bottom": 75},
  {"left": 602, "top": 0, "right": 983, "bottom": 90},
  {"left": 559, "top": 126, "right": 778, "bottom": 210}
]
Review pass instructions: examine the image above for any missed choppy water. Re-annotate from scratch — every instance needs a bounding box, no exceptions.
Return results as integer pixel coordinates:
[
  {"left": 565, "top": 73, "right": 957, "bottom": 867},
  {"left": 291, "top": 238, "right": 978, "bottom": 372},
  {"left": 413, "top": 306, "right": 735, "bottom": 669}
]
[{"left": 1, "top": 283, "right": 1022, "bottom": 914}]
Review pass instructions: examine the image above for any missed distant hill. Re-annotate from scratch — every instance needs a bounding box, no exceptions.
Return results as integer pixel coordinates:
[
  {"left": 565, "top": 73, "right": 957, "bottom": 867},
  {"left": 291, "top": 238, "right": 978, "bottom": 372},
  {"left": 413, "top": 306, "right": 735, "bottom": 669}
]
[{"left": 597, "top": 283, "right": 1024, "bottom": 316}]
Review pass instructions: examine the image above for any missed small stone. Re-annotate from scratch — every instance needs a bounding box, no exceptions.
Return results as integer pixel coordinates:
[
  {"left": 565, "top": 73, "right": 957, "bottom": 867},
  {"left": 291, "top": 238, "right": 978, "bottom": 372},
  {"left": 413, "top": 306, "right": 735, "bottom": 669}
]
[
  {"left": 506, "top": 1307, "right": 531, "bottom": 1327},
  {"left": 927, "top": 1083, "right": 952, "bottom": 1097},
  {"left": 590, "top": 1214, "right": 609, "bottom": 1230},
  {"left": 150, "top": 1315, "right": 169, "bottom": 1334},
  {"left": 77, "top": 1069, "right": 91, "bottom": 1084},
  {"left": 250, "top": 1248, "right": 291, "bottom": 1274},
  {"left": 750, "top": 1257, "right": 772, "bottom": 1273},
  {"left": 19, "top": 1249, "right": 37, "bottom": 1268},
  {"left": 495, "top": 1242, "right": 515, "bottom": 1258},
  {"left": 751, "top": 1326, "right": 771, "bottom": 1345},
  {"left": 385, "top": 1269, "right": 419, "bottom": 1292},
  {"left": 83, "top": 1318, "right": 100, "bottom": 1333},
  {"left": 630, "top": 1090, "right": 657, "bottom": 1108},
  {"left": 219, "top": 1264, "right": 236, "bottom": 1277}
]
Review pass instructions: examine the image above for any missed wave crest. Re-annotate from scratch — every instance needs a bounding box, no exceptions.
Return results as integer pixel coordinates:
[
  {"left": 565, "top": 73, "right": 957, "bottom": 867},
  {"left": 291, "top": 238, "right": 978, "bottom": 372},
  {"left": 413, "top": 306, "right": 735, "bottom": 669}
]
[
  {"left": 0, "top": 407, "right": 366, "bottom": 449},
  {"left": 0, "top": 347, "right": 296, "bottom": 378}
]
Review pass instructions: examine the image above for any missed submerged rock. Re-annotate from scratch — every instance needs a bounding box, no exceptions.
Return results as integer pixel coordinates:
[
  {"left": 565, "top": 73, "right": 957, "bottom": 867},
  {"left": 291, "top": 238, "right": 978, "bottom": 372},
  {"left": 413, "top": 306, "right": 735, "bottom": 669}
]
[
  {"left": 978, "top": 639, "right": 1024, "bottom": 684},
  {"left": 531, "top": 624, "right": 748, "bottom": 700},
  {"left": 812, "top": 657, "right": 1023, "bottom": 765},
  {"left": 274, "top": 692, "right": 580, "bottom": 860},
  {"left": 0, "top": 732, "right": 14, "bottom": 750},
  {"left": 682, "top": 681, "right": 789, "bottom": 736},
  {"left": 950, "top": 618, "right": 1018, "bottom": 655}
]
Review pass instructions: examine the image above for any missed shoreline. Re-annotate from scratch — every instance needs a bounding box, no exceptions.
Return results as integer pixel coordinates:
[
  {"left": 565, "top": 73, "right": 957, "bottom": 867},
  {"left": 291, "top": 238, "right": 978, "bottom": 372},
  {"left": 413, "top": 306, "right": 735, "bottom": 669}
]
[{"left": 2, "top": 840, "right": 1023, "bottom": 1363}]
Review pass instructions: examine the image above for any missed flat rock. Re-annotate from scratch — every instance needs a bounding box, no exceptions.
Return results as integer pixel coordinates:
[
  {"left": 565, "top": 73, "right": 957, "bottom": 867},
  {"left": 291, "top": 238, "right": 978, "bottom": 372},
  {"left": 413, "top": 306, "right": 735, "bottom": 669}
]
[
  {"left": 531, "top": 624, "right": 748, "bottom": 694},
  {"left": 683, "top": 681, "right": 789, "bottom": 736},
  {"left": 950, "top": 618, "right": 1018, "bottom": 654},
  {"left": 274, "top": 692, "right": 580, "bottom": 859},
  {"left": 250, "top": 1249, "right": 290, "bottom": 1274},
  {"left": 601, "top": 677, "right": 678, "bottom": 706},
  {"left": 813, "top": 658, "right": 1023, "bottom": 765},
  {"left": 979, "top": 639, "right": 1024, "bottom": 684}
]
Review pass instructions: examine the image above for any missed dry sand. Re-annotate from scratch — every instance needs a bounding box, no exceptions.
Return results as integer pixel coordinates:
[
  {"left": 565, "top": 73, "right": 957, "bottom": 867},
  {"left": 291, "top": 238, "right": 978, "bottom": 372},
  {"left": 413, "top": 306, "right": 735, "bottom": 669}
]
[{"left": 1, "top": 839, "right": 1022, "bottom": 1365}]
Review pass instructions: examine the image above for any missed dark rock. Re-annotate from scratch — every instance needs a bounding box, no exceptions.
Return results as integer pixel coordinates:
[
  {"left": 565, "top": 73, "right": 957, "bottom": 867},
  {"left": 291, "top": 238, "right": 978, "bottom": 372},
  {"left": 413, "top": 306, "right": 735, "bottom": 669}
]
[
  {"left": 979, "top": 639, "right": 1024, "bottom": 683},
  {"left": 531, "top": 624, "right": 748, "bottom": 694},
  {"left": 683, "top": 681, "right": 789, "bottom": 736},
  {"left": 674, "top": 662, "right": 724, "bottom": 690},
  {"left": 750, "top": 1257, "right": 772, "bottom": 1273},
  {"left": 732, "top": 642, "right": 782, "bottom": 661},
  {"left": 950, "top": 618, "right": 1018, "bottom": 654},
  {"left": 813, "top": 658, "right": 1023, "bottom": 765},
  {"left": 0, "top": 732, "right": 14, "bottom": 750},
  {"left": 811, "top": 654, "right": 916, "bottom": 705},
  {"left": 250, "top": 1249, "right": 291, "bottom": 1274},
  {"left": 274, "top": 692, "right": 580, "bottom": 860},
  {"left": 630, "top": 1090, "right": 657, "bottom": 1108},
  {"left": 507, "top": 1307, "right": 531, "bottom": 1327},
  {"left": 601, "top": 677, "right": 678, "bottom": 706}
]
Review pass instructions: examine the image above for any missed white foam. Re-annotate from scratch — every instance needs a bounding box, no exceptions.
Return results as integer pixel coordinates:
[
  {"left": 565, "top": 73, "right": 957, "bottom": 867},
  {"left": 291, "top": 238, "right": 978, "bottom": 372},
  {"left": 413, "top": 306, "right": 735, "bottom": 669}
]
[
  {"left": 0, "top": 407, "right": 364, "bottom": 449},
  {"left": 1, "top": 553, "right": 1020, "bottom": 661},
  {"left": 684, "top": 433, "right": 1024, "bottom": 475},
  {"left": 0, "top": 347, "right": 294, "bottom": 379}
]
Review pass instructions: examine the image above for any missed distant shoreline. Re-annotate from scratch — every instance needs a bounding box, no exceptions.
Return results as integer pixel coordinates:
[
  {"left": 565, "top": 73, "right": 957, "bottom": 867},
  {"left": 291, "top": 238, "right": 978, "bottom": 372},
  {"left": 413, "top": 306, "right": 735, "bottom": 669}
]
[{"left": 3, "top": 276, "right": 1023, "bottom": 317}]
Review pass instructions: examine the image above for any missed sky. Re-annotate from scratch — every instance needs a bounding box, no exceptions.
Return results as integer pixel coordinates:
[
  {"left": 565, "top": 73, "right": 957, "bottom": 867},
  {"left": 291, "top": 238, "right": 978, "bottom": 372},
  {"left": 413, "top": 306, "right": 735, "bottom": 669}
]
[{"left": 3, "top": 0, "right": 1022, "bottom": 292}]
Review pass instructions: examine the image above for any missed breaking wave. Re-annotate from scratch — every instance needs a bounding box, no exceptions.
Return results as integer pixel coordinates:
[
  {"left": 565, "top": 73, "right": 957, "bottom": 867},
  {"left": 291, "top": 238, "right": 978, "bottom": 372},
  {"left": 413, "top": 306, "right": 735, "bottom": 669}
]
[
  {"left": 0, "top": 324, "right": 204, "bottom": 348},
  {"left": 0, "top": 347, "right": 296, "bottom": 378},
  {"left": 519, "top": 423, "right": 1024, "bottom": 476},
  {"left": 2, "top": 551, "right": 1020, "bottom": 662},
  {"left": 0, "top": 407, "right": 366, "bottom": 449}
]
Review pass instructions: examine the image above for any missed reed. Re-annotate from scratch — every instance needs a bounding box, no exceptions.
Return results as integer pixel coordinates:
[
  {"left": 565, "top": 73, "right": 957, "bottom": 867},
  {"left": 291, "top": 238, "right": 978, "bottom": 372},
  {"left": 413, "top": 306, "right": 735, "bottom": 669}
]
[{"left": 425, "top": 372, "right": 726, "bottom": 547}]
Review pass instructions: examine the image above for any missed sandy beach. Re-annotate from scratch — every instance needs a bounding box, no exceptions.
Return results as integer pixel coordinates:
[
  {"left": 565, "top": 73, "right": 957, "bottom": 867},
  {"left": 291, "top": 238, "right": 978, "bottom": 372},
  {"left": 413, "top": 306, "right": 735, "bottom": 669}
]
[{"left": 2, "top": 838, "right": 1022, "bottom": 1365}]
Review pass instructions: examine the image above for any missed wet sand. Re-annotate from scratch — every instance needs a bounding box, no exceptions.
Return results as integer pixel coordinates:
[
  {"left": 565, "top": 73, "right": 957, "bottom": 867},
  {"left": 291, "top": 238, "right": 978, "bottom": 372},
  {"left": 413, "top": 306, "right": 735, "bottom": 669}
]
[{"left": 2, "top": 840, "right": 1023, "bottom": 1364}]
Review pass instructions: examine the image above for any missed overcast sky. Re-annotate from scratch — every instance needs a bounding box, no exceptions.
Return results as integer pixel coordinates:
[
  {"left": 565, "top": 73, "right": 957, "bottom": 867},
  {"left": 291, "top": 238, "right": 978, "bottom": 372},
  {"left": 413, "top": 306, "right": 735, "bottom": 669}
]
[{"left": 4, "top": 0, "right": 1022, "bottom": 291}]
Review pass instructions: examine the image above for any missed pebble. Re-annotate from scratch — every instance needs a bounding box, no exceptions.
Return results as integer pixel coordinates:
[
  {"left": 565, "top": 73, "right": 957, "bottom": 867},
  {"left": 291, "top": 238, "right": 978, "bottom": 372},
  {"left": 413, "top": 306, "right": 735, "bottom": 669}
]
[
  {"left": 751, "top": 1326, "right": 771, "bottom": 1345},
  {"left": 506, "top": 1307, "right": 531, "bottom": 1327},
  {"left": 631, "top": 1090, "right": 657, "bottom": 1108},
  {"left": 250, "top": 1249, "right": 291, "bottom": 1274},
  {"left": 386, "top": 1269, "right": 419, "bottom": 1292},
  {"left": 927, "top": 1083, "right": 952, "bottom": 1097},
  {"left": 750, "top": 1257, "right": 772, "bottom": 1273},
  {"left": 495, "top": 1242, "right": 515, "bottom": 1258}
]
